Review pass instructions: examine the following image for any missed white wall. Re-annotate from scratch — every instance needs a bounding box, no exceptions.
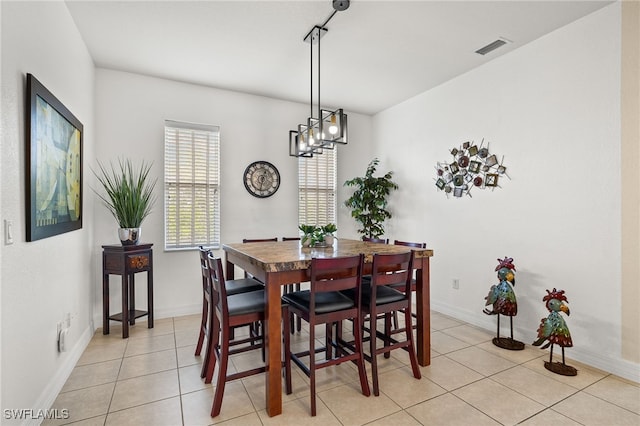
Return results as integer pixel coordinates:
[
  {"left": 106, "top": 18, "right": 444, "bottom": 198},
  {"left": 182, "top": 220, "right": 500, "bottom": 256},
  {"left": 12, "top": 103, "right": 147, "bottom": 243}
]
[
  {"left": 374, "top": 3, "right": 637, "bottom": 380},
  {"left": 1, "top": 1, "right": 96, "bottom": 422},
  {"left": 93, "top": 69, "right": 373, "bottom": 324}
]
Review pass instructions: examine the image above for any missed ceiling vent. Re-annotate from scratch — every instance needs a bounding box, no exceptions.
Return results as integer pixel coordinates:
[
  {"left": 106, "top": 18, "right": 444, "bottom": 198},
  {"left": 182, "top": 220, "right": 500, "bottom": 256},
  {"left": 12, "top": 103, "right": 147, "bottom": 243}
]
[{"left": 475, "top": 38, "right": 510, "bottom": 56}]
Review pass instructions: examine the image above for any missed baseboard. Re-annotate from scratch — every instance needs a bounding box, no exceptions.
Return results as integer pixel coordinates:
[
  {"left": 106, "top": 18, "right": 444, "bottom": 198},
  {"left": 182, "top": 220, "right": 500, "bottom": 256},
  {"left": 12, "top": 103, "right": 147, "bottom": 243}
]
[
  {"left": 25, "top": 325, "right": 93, "bottom": 426},
  {"left": 431, "top": 300, "right": 640, "bottom": 384}
]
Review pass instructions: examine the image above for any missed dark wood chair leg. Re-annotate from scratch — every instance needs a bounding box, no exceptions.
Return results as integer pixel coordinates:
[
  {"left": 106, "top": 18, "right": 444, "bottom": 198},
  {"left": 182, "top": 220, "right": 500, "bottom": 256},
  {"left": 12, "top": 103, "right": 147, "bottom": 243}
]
[
  {"left": 203, "top": 313, "right": 219, "bottom": 383},
  {"left": 195, "top": 300, "right": 207, "bottom": 356},
  {"left": 309, "top": 319, "right": 317, "bottom": 416},
  {"left": 211, "top": 327, "right": 230, "bottom": 417},
  {"left": 370, "top": 312, "right": 380, "bottom": 396},
  {"left": 405, "top": 308, "right": 421, "bottom": 379},
  {"left": 283, "top": 306, "right": 292, "bottom": 395}
]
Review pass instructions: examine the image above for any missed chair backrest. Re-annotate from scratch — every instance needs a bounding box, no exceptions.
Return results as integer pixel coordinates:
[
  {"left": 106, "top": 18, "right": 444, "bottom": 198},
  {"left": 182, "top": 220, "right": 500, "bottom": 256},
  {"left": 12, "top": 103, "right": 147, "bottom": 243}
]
[
  {"left": 243, "top": 238, "right": 278, "bottom": 243},
  {"left": 370, "top": 251, "right": 414, "bottom": 300},
  {"left": 282, "top": 237, "right": 301, "bottom": 241},
  {"left": 309, "top": 255, "right": 364, "bottom": 311},
  {"left": 362, "top": 237, "right": 389, "bottom": 244},
  {"left": 199, "top": 246, "right": 211, "bottom": 291},
  {"left": 393, "top": 240, "right": 426, "bottom": 249},
  {"left": 207, "top": 252, "right": 229, "bottom": 319}
]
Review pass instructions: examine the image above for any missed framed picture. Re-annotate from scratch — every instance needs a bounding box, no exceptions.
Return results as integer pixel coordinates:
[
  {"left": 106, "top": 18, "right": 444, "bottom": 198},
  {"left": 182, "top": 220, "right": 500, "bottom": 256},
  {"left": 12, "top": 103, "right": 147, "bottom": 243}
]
[{"left": 26, "top": 74, "right": 83, "bottom": 241}]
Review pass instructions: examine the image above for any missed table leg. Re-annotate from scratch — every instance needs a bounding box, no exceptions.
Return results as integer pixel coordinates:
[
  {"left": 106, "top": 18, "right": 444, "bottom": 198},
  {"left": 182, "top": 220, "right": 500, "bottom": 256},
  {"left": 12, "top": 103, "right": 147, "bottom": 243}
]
[
  {"left": 264, "top": 272, "right": 282, "bottom": 417},
  {"left": 129, "top": 273, "right": 136, "bottom": 325},
  {"left": 415, "top": 257, "right": 431, "bottom": 366},
  {"left": 122, "top": 275, "right": 129, "bottom": 339},
  {"left": 103, "top": 272, "right": 110, "bottom": 335},
  {"left": 148, "top": 263, "right": 154, "bottom": 329}
]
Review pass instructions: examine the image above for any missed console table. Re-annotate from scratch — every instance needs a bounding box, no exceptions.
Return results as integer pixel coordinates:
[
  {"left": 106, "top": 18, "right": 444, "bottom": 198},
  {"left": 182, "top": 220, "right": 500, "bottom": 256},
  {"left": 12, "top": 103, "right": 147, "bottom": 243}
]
[{"left": 102, "top": 243, "right": 154, "bottom": 338}]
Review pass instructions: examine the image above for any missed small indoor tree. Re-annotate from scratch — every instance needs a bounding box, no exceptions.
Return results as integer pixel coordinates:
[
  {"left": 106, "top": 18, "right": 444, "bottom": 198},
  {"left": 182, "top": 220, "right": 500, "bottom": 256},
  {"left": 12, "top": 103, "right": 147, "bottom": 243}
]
[{"left": 344, "top": 158, "right": 398, "bottom": 238}]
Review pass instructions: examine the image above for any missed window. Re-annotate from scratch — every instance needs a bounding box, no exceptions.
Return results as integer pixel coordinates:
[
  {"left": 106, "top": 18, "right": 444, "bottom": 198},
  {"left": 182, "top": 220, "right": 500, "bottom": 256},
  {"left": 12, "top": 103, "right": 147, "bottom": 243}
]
[
  {"left": 164, "top": 120, "right": 220, "bottom": 250},
  {"left": 298, "top": 148, "right": 337, "bottom": 227}
]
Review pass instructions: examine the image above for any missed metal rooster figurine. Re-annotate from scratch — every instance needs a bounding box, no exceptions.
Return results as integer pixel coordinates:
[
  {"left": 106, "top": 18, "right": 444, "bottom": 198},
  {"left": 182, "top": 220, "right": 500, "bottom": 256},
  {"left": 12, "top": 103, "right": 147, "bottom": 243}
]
[
  {"left": 533, "top": 288, "right": 577, "bottom": 376},
  {"left": 483, "top": 257, "right": 524, "bottom": 350}
]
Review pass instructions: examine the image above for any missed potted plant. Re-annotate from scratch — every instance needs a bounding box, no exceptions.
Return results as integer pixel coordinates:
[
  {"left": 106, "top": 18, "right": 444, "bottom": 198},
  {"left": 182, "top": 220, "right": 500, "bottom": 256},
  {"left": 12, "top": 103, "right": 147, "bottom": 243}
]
[
  {"left": 321, "top": 223, "right": 337, "bottom": 246},
  {"left": 344, "top": 158, "right": 398, "bottom": 239},
  {"left": 299, "top": 224, "right": 317, "bottom": 247},
  {"left": 93, "top": 159, "right": 157, "bottom": 245}
]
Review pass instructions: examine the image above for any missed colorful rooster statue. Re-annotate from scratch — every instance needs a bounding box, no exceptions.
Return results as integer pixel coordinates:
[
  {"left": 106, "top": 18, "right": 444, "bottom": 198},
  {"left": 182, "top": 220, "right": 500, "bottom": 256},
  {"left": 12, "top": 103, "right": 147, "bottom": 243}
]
[
  {"left": 533, "top": 288, "right": 577, "bottom": 376},
  {"left": 483, "top": 257, "right": 524, "bottom": 350}
]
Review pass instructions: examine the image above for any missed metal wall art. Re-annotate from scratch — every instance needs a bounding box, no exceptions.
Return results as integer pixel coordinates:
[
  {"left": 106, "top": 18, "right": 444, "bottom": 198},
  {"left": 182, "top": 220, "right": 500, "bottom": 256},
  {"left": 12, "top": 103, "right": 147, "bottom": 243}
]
[
  {"left": 533, "top": 288, "right": 577, "bottom": 376},
  {"left": 483, "top": 257, "right": 524, "bottom": 350},
  {"left": 435, "top": 139, "right": 509, "bottom": 198}
]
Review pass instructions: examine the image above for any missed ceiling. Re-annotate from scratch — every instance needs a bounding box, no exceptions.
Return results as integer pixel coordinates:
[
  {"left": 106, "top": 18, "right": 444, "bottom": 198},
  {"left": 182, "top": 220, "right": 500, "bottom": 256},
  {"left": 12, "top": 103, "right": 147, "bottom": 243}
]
[{"left": 65, "top": 0, "right": 612, "bottom": 115}]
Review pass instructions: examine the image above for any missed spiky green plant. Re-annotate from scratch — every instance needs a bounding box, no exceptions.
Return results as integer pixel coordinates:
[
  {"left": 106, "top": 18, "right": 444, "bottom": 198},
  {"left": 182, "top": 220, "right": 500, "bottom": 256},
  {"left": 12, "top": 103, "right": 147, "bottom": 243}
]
[
  {"left": 344, "top": 158, "right": 398, "bottom": 238},
  {"left": 93, "top": 159, "right": 157, "bottom": 228}
]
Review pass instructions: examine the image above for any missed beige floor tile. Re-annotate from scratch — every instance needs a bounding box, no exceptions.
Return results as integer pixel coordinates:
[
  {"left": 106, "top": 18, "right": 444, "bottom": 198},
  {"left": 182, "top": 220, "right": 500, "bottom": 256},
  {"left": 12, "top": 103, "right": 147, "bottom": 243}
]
[
  {"left": 118, "top": 348, "right": 177, "bottom": 380},
  {"left": 173, "top": 313, "right": 202, "bottom": 332},
  {"left": 553, "top": 391, "right": 640, "bottom": 425},
  {"left": 179, "top": 363, "right": 213, "bottom": 394},
  {"left": 453, "top": 378, "right": 545, "bottom": 425},
  {"left": 476, "top": 341, "right": 544, "bottom": 364},
  {"left": 420, "top": 355, "right": 483, "bottom": 391},
  {"left": 183, "top": 382, "right": 254, "bottom": 425},
  {"left": 42, "top": 383, "right": 115, "bottom": 426},
  {"left": 522, "top": 355, "right": 607, "bottom": 390},
  {"left": 124, "top": 319, "right": 174, "bottom": 340},
  {"left": 176, "top": 328, "right": 200, "bottom": 348},
  {"left": 258, "top": 396, "right": 342, "bottom": 424},
  {"left": 76, "top": 340, "right": 127, "bottom": 366},
  {"left": 296, "top": 360, "right": 360, "bottom": 394},
  {"left": 105, "top": 397, "right": 182, "bottom": 426},
  {"left": 318, "top": 382, "right": 401, "bottom": 425},
  {"left": 217, "top": 411, "right": 263, "bottom": 426},
  {"left": 61, "top": 360, "right": 120, "bottom": 394},
  {"left": 178, "top": 344, "right": 203, "bottom": 368},
  {"left": 124, "top": 333, "right": 176, "bottom": 357},
  {"left": 430, "top": 330, "right": 471, "bottom": 354},
  {"left": 243, "top": 368, "right": 309, "bottom": 410},
  {"left": 446, "top": 346, "right": 517, "bottom": 376},
  {"left": 367, "top": 410, "right": 422, "bottom": 425},
  {"left": 406, "top": 393, "right": 500, "bottom": 426},
  {"left": 110, "top": 369, "right": 180, "bottom": 412},
  {"left": 519, "top": 408, "right": 583, "bottom": 426},
  {"left": 583, "top": 375, "right": 640, "bottom": 414},
  {"left": 492, "top": 365, "right": 578, "bottom": 406},
  {"left": 64, "top": 415, "right": 107, "bottom": 426},
  {"left": 378, "top": 368, "right": 446, "bottom": 408},
  {"left": 429, "top": 312, "right": 464, "bottom": 330},
  {"left": 442, "top": 324, "right": 494, "bottom": 345}
]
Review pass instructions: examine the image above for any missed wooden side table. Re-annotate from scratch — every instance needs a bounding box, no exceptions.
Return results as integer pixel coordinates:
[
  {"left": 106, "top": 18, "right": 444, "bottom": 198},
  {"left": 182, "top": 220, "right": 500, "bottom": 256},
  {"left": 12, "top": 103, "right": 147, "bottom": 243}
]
[{"left": 102, "top": 243, "right": 154, "bottom": 338}]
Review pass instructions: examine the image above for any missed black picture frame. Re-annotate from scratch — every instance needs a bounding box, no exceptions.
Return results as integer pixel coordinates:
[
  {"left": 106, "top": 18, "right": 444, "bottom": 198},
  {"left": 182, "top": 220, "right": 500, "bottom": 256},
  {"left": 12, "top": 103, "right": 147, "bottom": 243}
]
[{"left": 26, "top": 74, "right": 83, "bottom": 241}]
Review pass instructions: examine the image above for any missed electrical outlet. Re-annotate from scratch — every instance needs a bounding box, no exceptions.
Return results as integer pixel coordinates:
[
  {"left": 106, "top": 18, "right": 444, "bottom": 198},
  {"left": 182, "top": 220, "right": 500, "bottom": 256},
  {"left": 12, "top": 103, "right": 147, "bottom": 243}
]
[
  {"left": 65, "top": 312, "right": 71, "bottom": 328},
  {"left": 4, "top": 220, "right": 14, "bottom": 245},
  {"left": 452, "top": 278, "right": 460, "bottom": 289}
]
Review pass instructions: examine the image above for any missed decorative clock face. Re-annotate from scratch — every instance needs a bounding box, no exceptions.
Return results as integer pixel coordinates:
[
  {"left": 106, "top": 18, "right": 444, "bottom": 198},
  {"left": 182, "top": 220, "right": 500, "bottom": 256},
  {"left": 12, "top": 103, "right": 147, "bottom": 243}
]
[{"left": 243, "top": 161, "right": 280, "bottom": 198}]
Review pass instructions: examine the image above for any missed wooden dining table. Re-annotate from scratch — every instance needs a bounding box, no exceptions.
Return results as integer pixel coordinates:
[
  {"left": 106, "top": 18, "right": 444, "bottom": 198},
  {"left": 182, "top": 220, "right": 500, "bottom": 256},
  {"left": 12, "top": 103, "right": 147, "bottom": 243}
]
[{"left": 223, "top": 238, "right": 434, "bottom": 417}]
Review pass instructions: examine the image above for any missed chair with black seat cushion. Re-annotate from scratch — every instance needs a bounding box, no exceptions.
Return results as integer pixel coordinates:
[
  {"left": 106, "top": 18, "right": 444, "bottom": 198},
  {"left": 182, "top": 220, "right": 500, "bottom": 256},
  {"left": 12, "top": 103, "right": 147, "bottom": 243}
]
[
  {"left": 340, "top": 251, "right": 421, "bottom": 396},
  {"left": 362, "top": 236, "right": 389, "bottom": 244},
  {"left": 282, "top": 254, "right": 370, "bottom": 416},
  {"left": 282, "top": 237, "right": 303, "bottom": 333},
  {"left": 195, "top": 247, "right": 264, "bottom": 381},
  {"left": 206, "top": 253, "right": 290, "bottom": 417},
  {"left": 391, "top": 240, "right": 426, "bottom": 330}
]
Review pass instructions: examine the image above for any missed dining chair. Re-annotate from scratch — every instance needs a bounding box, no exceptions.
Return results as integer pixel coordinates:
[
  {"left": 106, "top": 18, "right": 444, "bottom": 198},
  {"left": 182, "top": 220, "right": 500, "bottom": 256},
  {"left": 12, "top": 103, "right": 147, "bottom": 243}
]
[
  {"left": 340, "top": 251, "right": 421, "bottom": 396},
  {"left": 195, "top": 247, "right": 264, "bottom": 380},
  {"left": 206, "top": 253, "right": 290, "bottom": 417},
  {"left": 282, "top": 237, "right": 303, "bottom": 333},
  {"left": 362, "top": 236, "right": 389, "bottom": 244},
  {"left": 391, "top": 240, "right": 427, "bottom": 331},
  {"left": 282, "top": 254, "right": 370, "bottom": 416}
]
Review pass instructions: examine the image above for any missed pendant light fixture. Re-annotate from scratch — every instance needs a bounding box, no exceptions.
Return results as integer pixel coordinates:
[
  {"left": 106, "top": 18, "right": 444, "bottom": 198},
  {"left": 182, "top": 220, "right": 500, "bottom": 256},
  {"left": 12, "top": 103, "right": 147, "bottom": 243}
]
[{"left": 289, "top": 1, "right": 350, "bottom": 158}]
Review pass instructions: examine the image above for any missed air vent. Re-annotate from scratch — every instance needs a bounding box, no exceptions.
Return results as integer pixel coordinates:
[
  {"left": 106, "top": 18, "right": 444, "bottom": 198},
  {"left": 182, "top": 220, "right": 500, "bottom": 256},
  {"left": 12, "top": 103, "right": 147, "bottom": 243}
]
[{"left": 475, "top": 39, "right": 509, "bottom": 56}]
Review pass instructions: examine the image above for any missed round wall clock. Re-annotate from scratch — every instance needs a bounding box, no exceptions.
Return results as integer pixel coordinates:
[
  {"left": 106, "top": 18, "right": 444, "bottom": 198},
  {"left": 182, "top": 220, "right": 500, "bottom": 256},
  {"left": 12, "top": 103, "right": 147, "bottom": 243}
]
[{"left": 243, "top": 161, "right": 280, "bottom": 198}]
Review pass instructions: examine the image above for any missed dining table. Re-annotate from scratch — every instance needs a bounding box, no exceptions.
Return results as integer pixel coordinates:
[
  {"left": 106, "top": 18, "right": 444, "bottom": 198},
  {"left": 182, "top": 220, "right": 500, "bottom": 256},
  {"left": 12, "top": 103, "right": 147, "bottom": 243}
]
[{"left": 223, "top": 238, "right": 434, "bottom": 417}]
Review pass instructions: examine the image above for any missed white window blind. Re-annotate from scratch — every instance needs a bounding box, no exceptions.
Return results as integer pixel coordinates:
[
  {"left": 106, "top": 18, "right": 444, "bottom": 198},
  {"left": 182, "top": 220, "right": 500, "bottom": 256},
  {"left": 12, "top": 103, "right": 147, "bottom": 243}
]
[
  {"left": 298, "top": 148, "right": 337, "bottom": 227},
  {"left": 164, "top": 120, "right": 220, "bottom": 250}
]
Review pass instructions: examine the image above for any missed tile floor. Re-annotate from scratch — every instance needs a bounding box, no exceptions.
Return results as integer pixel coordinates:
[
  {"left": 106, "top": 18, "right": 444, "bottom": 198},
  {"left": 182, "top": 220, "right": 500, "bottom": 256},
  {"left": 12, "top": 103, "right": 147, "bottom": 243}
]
[{"left": 44, "top": 311, "right": 639, "bottom": 425}]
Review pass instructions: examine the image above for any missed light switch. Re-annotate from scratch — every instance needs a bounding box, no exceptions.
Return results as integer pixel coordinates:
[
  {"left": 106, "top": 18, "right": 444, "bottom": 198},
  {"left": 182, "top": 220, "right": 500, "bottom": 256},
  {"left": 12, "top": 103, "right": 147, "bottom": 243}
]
[{"left": 5, "top": 220, "right": 14, "bottom": 245}]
